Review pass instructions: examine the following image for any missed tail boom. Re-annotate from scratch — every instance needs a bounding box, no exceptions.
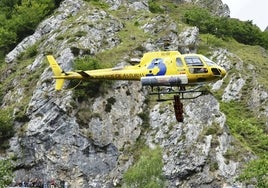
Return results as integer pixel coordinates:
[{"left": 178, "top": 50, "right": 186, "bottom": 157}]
[{"left": 47, "top": 55, "right": 84, "bottom": 90}]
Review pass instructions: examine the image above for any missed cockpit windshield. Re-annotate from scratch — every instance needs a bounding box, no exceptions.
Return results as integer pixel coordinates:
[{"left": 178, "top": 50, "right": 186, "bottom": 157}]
[{"left": 201, "top": 55, "right": 216, "bottom": 66}]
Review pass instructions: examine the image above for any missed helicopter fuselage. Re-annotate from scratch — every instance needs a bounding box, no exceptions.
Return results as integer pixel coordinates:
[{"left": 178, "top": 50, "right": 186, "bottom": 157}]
[{"left": 48, "top": 51, "right": 226, "bottom": 90}]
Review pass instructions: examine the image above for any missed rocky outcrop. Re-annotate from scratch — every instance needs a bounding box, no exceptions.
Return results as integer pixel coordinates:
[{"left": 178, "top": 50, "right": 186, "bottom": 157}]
[
  {"left": 5, "top": 0, "right": 146, "bottom": 186},
  {"left": 172, "top": 0, "right": 230, "bottom": 17},
  {"left": 222, "top": 76, "right": 245, "bottom": 102},
  {"left": 178, "top": 27, "right": 199, "bottom": 53},
  {"left": 147, "top": 95, "right": 241, "bottom": 187}
]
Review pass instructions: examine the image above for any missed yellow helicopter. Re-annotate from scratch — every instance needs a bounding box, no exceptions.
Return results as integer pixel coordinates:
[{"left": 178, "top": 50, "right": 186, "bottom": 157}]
[{"left": 47, "top": 51, "right": 226, "bottom": 122}]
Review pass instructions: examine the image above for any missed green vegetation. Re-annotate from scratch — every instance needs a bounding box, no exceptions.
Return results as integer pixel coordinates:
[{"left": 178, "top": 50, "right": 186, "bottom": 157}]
[
  {"left": 73, "top": 55, "right": 102, "bottom": 71},
  {"left": 199, "top": 33, "right": 268, "bottom": 90},
  {"left": 0, "top": 0, "right": 62, "bottom": 60},
  {"left": 183, "top": 7, "right": 268, "bottom": 49},
  {"left": 239, "top": 156, "right": 268, "bottom": 187},
  {"left": 0, "top": 109, "right": 14, "bottom": 150},
  {"left": 0, "top": 1, "right": 267, "bottom": 187},
  {"left": 203, "top": 122, "right": 223, "bottom": 136},
  {"left": 83, "top": 0, "right": 108, "bottom": 9},
  {"left": 138, "top": 112, "right": 150, "bottom": 129},
  {"left": 70, "top": 55, "right": 112, "bottom": 100},
  {"left": 123, "top": 146, "right": 165, "bottom": 188},
  {"left": 148, "top": 0, "right": 164, "bottom": 14},
  {"left": 199, "top": 31, "right": 268, "bottom": 186},
  {"left": 220, "top": 101, "right": 268, "bottom": 187},
  {"left": 105, "top": 97, "right": 116, "bottom": 113},
  {"left": 221, "top": 101, "right": 267, "bottom": 154},
  {"left": 93, "top": 22, "right": 148, "bottom": 66},
  {"left": 0, "top": 159, "right": 13, "bottom": 187}
]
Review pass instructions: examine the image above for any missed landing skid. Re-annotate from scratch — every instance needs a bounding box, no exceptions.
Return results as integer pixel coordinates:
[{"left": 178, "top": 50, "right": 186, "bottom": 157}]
[
  {"left": 149, "top": 85, "right": 208, "bottom": 101},
  {"left": 149, "top": 85, "right": 209, "bottom": 122}
]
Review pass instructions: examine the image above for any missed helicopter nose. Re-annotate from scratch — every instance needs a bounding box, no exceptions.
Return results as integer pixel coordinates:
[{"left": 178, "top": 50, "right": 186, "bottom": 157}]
[{"left": 221, "top": 68, "right": 226, "bottom": 78}]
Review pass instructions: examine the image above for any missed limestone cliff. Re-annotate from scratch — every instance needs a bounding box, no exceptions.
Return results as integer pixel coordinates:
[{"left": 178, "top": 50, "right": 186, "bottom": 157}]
[{"left": 1, "top": 0, "right": 267, "bottom": 187}]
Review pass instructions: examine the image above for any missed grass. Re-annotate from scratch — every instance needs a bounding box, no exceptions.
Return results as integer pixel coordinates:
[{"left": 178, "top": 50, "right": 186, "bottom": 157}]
[
  {"left": 0, "top": 159, "right": 13, "bottom": 187},
  {"left": 238, "top": 155, "right": 268, "bottom": 187},
  {"left": 0, "top": 1, "right": 267, "bottom": 186},
  {"left": 123, "top": 146, "right": 165, "bottom": 188},
  {"left": 220, "top": 101, "right": 268, "bottom": 186},
  {"left": 0, "top": 45, "right": 47, "bottom": 144},
  {"left": 84, "top": 0, "right": 109, "bottom": 9},
  {"left": 200, "top": 33, "right": 268, "bottom": 90},
  {"left": 198, "top": 33, "right": 268, "bottom": 186},
  {"left": 94, "top": 20, "right": 150, "bottom": 66},
  {"left": 220, "top": 101, "right": 267, "bottom": 153}
]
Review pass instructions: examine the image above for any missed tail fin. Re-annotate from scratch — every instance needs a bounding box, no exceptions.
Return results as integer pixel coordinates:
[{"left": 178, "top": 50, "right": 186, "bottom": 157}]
[{"left": 47, "top": 55, "right": 65, "bottom": 90}]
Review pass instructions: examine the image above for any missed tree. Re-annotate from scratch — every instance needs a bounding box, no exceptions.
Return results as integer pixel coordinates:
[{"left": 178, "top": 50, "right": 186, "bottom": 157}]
[
  {"left": 0, "top": 0, "right": 62, "bottom": 59},
  {"left": 0, "top": 0, "right": 20, "bottom": 19},
  {"left": 184, "top": 7, "right": 212, "bottom": 33},
  {"left": 183, "top": 8, "right": 267, "bottom": 49},
  {"left": 9, "top": 0, "right": 55, "bottom": 41}
]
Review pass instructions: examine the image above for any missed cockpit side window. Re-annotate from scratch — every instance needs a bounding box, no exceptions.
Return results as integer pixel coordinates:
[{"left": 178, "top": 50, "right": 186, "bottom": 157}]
[
  {"left": 184, "top": 57, "right": 203, "bottom": 66},
  {"left": 201, "top": 55, "right": 216, "bottom": 66},
  {"left": 184, "top": 56, "right": 208, "bottom": 74},
  {"left": 176, "top": 57, "right": 183, "bottom": 67}
]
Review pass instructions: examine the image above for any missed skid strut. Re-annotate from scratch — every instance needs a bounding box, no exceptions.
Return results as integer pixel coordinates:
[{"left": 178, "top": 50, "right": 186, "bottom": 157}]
[
  {"left": 149, "top": 85, "right": 207, "bottom": 122},
  {"left": 174, "top": 95, "right": 183, "bottom": 122}
]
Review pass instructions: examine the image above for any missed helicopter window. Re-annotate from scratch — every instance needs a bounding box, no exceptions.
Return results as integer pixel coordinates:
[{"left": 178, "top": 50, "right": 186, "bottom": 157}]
[
  {"left": 176, "top": 58, "right": 183, "bottom": 67},
  {"left": 189, "top": 68, "right": 208, "bottom": 74},
  {"left": 201, "top": 56, "right": 216, "bottom": 66},
  {"left": 184, "top": 57, "right": 203, "bottom": 66}
]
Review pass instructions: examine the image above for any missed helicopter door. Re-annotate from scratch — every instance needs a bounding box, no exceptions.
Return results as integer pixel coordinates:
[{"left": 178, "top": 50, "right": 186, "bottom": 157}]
[
  {"left": 184, "top": 56, "right": 208, "bottom": 74},
  {"left": 184, "top": 56, "right": 208, "bottom": 82},
  {"left": 176, "top": 57, "right": 183, "bottom": 67},
  {"left": 176, "top": 57, "right": 186, "bottom": 74}
]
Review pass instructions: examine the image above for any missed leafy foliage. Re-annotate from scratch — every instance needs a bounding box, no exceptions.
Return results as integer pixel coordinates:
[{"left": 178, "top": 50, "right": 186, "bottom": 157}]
[
  {"left": 0, "top": 159, "right": 13, "bottom": 187},
  {"left": 71, "top": 55, "right": 111, "bottom": 100},
  {"left": 148, "top": 0, "right": 164, "bottom": 13},
  {"left": 0, "top": 0, "right": 62, "bottom": 59},
  {"left": 73, "top": 55, "right": 101, "bottom": 71},
  {"left": 105, "top": 97, "right": 116, "bottom": 113},
  {"left": 123, "top": 147, "right": 165, "bottom": 187},
  {"left": 183, "top": 7, "right": 268, "bottom": 49},
  {"left": 0, "top": 108, "right": 14, "bottom": 149}
]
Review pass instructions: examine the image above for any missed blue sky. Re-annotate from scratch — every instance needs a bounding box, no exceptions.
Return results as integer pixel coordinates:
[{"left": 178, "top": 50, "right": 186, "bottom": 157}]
[{"left": 221, "top": 0, "right": 267, "bottom": 31}]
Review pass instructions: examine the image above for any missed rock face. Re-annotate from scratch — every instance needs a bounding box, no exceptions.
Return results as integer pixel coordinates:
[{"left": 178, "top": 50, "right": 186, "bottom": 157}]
[
  {"left": 147, "top": 95, "right": 240, "bottom": 187},
  {"left": 175, "top": 0, "right": 230, "bottom": 17},
  {"left": 1, "top": 0, "right": 267, "bottom": 187}
]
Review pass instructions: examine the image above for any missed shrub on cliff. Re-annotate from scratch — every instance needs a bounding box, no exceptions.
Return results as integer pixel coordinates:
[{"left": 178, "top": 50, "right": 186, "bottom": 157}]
[{"left": 0, "top": 108, "right": 13, "bottom": 149}]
